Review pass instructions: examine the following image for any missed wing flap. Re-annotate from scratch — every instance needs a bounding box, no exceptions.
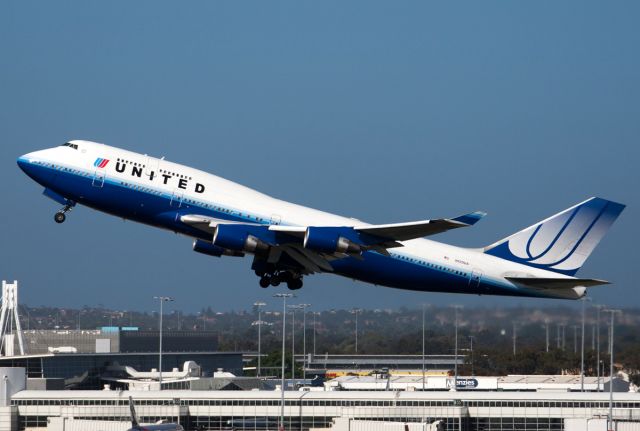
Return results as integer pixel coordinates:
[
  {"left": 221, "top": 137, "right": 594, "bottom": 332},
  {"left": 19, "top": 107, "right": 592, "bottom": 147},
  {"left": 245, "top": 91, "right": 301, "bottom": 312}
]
[{"left": 180, "top": 214, "right": 257, "bottom": 235}]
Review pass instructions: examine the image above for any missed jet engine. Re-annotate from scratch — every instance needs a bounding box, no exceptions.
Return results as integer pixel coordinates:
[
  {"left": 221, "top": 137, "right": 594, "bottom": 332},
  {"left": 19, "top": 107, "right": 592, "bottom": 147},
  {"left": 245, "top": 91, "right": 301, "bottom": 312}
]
[
  {"left": 192, "top": 239, "right": 244, "bottom": 257},
  {"left": 303, "top": 227, "right": 361, "bottom": 254},
  {"left": 213, "top": 224, "right": 269, "bottom": 254}
]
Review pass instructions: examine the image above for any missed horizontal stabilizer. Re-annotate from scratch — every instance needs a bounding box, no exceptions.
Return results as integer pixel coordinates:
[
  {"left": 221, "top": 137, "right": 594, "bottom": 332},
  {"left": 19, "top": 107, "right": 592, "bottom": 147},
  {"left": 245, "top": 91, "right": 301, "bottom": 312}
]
[{"left": 506, "top": 276, "right": 609, "bottom": 290}]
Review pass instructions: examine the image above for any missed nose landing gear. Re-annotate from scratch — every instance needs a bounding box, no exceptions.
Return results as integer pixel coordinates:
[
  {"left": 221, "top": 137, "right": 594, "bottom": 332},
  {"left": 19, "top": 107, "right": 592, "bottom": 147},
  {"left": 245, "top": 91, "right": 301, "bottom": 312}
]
[{"left": 54, "top": 202, "right": 75, "bottom": 224}]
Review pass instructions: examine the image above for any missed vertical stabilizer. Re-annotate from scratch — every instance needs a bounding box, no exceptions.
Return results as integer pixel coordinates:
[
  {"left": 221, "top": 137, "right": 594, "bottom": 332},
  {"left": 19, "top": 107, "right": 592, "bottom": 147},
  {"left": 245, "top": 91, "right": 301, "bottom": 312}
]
[{"left": 484, "top": 197, "right": 625, "bottom": 275}]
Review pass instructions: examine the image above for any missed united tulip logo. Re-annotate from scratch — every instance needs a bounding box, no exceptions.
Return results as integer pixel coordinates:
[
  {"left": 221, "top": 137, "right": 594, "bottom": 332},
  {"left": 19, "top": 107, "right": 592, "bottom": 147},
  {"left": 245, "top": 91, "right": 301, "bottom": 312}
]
[{"left": 94, "top": 158, "right": 110, "bottom": 168}]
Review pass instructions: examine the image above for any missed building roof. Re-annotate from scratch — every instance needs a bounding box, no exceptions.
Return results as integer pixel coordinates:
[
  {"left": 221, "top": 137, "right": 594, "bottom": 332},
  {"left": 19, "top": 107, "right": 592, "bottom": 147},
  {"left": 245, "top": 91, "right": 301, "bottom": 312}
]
[
  {"left": 11, "top": 388, "right": 640, "bottom": 401},
  {"left": 0, "top": 351, "right": 239, "bottom": 360}
]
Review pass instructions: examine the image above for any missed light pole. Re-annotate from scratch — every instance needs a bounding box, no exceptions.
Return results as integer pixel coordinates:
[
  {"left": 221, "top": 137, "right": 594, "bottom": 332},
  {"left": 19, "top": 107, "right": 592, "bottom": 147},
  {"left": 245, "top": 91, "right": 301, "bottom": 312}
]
[
  {"left": 313, "top": 312, "right": 320, "bottom": 356},
  {"left": 351, "top": 308, "right": 362, "bottom": 353},
  {"left": 452, "top": 305, "right": 463, "bottom": 390},
  {"left": 580, "top": 297, "right": 590, "bottom": 392},
  {"left": 512, "top": 322, "right": 517, "bottom": 357},
  {"left": 297, "top": 304, "right": 311, "bottom": 380},
  {"left": 422, "top": 304, "right": 426, "bottom": 391},
  {"left": 595, "top": 304, "right": 604, "bottom": 392},
  {"left": 469, "top": 336, "right": 475, "bottom": 376},
  {"left": 153, "top": 296, "right": 174, "bottom": 388},
  {"left": 545, "top": 319, "right": 550, "bottom": 353},
  {"left": 604, "top": 308, "right": 621, "bottom": 431},
  {"left": 274, "top": 293, "right": 293, "bottom": 431},
  {"left": 287, "top": 305, "right": 302, "bottom": 381},
  {"left": 253, "top": 301, "right": 267, "bottom": 378}
]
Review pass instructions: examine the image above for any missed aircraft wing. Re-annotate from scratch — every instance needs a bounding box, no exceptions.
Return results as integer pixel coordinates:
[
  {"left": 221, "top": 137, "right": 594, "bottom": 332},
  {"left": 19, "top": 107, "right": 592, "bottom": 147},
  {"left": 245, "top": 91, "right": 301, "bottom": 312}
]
[
  {"left": 181, "top": 210, "right": 486, "bottom": 244},
  {"left": 180, "top": 210, "right": 485, "bottom": 273},
  {"left": 353, "top": 211, "right": 487, "bottom": 242}
]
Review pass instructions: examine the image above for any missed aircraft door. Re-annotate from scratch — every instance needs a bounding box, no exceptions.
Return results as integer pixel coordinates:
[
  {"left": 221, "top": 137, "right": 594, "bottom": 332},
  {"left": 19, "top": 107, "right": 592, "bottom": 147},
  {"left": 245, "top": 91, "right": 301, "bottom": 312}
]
[
  {"left": 92, "top": 170, "right": 105, "bottom": 188},
  {"left": 145, "top": 156, "right": 160, "bottom": 179},
  {"left": 270, "top": 214, "right": 282, "bottom": 225},
  {"left": 469, "top": 269, "right": 482, "bottom": 289},
  {"left": 170, "top": 190, "right": 184, "bottom": 207}
]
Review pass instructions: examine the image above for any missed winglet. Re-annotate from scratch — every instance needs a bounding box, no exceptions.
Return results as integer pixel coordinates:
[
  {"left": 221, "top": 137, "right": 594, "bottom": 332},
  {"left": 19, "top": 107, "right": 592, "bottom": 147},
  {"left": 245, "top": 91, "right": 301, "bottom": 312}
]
[{"left": 452, "top": 211, "right": 487, "bottom": 226}]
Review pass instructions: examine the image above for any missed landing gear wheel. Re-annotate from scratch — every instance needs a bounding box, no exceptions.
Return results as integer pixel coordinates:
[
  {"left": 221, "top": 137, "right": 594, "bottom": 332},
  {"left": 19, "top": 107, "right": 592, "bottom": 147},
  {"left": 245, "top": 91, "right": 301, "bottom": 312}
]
[
  {"left": 270, "top": 275, "right": 281, "bottom": 287},
  {"left": 287, "top": 278, "right": 303, "bottom": 290},
  {"left": 54, "top": 212, "right": 66, "bottom": 224},
  {"left": 259, "top": 276, "right": 270, "bottom": 288}
]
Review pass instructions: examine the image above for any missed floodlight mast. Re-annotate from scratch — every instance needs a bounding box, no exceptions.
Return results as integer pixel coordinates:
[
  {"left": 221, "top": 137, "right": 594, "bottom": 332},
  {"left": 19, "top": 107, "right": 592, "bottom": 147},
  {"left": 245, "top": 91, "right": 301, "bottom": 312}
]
[
  {"left": 274, "top": 293, "right": 294, "bottom": 431},
  {"left": 153, "top": 296, "right": 174, "bottom": 387},
  {"left": 603, "top": 308, "right": 621, "bottom": 431},
  {"left": 253, "top": 301, "right": 267, "bottom": 378},
  {"left": 350, "top": 308, "right": 362, "bottom": 353},
  {"left": 452, "top": 305, "right": 463, "bottom": 391},
  {"left": 297, "top": 304, "right": 312, "bottom": 380}
]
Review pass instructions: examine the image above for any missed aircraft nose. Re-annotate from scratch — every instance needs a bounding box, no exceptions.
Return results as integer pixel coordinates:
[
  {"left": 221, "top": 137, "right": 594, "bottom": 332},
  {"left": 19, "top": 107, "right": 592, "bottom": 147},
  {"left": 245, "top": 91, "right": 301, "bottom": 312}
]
[
  {"left": 17, "top": 153, "right": 34, "bottom": 174},
  {"left": 17, "top": 150, "right": 56, "bottom": 186}
]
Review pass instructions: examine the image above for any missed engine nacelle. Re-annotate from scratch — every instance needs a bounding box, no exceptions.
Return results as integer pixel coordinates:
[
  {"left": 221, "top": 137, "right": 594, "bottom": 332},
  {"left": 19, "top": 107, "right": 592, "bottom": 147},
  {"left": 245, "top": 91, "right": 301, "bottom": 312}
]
[
  {"left": 213, "top": 224, "right": 269, "bottom": 254},
  {"left": 303, "top": 227, "right": 362, "bottom": 254},
  {"left": 192, "top": 239, "right": 244, "bottom": 257}
]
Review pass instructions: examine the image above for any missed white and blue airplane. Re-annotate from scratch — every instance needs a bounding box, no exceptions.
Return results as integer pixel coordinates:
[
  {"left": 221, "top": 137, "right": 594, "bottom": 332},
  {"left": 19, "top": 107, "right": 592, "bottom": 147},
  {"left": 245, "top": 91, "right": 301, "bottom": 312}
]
[{"left": 18, "top": 140, "right": 624, "bottom": 299}]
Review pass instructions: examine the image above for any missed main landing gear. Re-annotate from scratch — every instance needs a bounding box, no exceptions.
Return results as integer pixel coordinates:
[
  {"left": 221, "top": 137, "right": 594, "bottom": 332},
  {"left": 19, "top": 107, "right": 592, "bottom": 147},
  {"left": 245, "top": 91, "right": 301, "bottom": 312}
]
[
  {"left": 54, "top": 202, "right": 75, "bottom": 224},
  {"left": 257, "top": 271, "right": 303, "bottom": 290}
]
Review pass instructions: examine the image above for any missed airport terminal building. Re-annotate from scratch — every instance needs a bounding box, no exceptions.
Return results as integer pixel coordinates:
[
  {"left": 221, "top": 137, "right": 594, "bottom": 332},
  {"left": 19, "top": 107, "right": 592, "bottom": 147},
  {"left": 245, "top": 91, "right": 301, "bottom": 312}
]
[
  {"left": 8, "top": 387, "right": 640, "bottom": 431},
  {"left": 2, "top": 368, "right": 640, "bottom": 431}
]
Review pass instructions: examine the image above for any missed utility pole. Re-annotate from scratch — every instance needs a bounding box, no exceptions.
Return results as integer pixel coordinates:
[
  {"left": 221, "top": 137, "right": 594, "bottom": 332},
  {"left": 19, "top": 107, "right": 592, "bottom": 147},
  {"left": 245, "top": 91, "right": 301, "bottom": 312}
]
[{"left": 153, "top": 296, "right": 174, "bottom": 388}]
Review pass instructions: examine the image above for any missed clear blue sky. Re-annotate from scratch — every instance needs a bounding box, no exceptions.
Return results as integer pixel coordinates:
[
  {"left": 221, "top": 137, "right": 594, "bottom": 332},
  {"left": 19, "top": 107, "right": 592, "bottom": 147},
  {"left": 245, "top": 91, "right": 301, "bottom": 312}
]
[{"left": 1, "top": 1, "right": 638, "bottom": 312}]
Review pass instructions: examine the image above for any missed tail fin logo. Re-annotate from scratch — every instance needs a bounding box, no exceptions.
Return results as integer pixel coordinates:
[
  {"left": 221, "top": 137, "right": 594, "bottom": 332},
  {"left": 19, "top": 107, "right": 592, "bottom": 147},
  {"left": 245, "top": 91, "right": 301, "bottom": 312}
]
[
  {"left": 93, "top": 158, "right": 109, "bottom": 169},
  {"left": 485, "top": 197, "right": 625, "bottom": 275}
]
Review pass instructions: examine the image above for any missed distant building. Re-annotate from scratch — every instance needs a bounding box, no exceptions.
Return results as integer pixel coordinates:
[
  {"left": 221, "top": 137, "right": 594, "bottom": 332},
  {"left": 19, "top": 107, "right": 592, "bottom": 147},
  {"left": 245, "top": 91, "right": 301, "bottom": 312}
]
[
  {"left": 13, "top": 329, "right": 218, "bottom": 355},
  {"left": 0, "top": 352, "right": 241, "bottom": 390},
  {"left": 301, "top": 354, "right": 463, "bottom": 379}
]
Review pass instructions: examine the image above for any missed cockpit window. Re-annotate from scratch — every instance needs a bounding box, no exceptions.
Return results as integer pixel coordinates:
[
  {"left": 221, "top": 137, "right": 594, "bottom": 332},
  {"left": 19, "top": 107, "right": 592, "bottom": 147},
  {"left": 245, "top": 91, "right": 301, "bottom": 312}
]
[{"left": 61, "top": 142, "right": 79, "bottom": 150}]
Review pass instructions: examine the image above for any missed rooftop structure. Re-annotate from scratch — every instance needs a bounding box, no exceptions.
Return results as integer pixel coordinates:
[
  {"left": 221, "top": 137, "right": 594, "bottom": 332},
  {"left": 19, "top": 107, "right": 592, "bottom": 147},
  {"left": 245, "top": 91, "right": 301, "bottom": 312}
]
[{"left": 324, "top": 374, "right": 631, "bottom": 392}]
